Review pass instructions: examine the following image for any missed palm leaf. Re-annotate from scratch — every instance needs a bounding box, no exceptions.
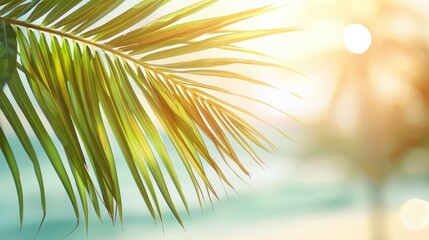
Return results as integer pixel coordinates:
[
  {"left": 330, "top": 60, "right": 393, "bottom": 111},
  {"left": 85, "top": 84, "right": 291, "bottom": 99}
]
[
  {"left": 0, "top": 0, "right": 297, "bottom": 231},
  {"left": 0, "top": 21, "right": 16, "bottom": 86}
]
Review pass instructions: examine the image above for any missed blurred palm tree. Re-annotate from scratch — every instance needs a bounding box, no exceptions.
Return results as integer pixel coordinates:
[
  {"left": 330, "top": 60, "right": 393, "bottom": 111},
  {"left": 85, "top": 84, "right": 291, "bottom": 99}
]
[
  {"left": 303, "top": 0, "right": 429, "bottom": 239},
  {"left": 0, "top": 0, "right": 296, "bottom": 232}
]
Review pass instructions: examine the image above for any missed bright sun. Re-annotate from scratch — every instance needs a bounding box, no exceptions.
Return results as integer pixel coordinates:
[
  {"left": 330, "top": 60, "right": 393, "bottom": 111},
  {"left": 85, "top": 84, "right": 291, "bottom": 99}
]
[{"left": 343, "top": 24, "right": 372, "bottom": 54}]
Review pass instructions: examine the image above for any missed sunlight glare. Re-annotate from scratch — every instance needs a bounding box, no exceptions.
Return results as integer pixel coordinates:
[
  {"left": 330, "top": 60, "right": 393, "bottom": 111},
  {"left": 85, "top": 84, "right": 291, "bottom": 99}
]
[
  {"left": 343, "top": 24, "right": 372, "bottom": 54},
  {"left": 252, "top": 86, "right": 286, "bottom": 116}
]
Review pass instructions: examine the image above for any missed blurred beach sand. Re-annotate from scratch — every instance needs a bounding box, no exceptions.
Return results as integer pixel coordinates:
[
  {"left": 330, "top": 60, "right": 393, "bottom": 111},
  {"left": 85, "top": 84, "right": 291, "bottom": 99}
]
[{"left": 200, "top": 210, "right": 429, "bottom": 240}]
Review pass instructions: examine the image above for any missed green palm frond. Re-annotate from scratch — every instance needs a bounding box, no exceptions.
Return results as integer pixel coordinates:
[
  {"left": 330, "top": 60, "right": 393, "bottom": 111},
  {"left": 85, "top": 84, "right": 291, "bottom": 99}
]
[{"left": 0, "top": 0, "right": 296, "bottom": 230}]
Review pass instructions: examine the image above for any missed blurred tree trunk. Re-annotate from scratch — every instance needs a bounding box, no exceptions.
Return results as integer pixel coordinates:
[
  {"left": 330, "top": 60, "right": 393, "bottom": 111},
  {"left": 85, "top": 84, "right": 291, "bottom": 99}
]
[
  {"left": 369, "top": 180, "right": 386, "bottom": 240},
  {"left": 355, "top": 52, "right": 389, "bottom": 240}
]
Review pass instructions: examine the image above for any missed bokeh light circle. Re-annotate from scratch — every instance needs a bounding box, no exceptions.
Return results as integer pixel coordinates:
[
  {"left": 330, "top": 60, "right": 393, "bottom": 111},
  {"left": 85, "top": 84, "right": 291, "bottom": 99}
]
[
  {"left": 401, "top": 199, "right": 429, "bottom": 230},
  {"left": 343, "top": 24, "right": 372, "bottom": 54}
]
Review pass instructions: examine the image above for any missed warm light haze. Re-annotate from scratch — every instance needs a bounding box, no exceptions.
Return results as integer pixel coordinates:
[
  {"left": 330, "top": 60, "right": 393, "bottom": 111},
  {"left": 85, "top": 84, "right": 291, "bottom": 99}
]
[{"left": 1, "top": 0, "right": 429, "bottom": 240}]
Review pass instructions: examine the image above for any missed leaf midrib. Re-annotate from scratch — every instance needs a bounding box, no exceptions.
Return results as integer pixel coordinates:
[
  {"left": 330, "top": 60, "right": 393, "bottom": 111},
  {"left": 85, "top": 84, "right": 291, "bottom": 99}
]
[{"left": 0, "top": 16, "right": 156, "bottom": 73}]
